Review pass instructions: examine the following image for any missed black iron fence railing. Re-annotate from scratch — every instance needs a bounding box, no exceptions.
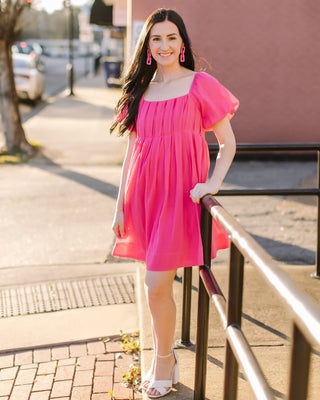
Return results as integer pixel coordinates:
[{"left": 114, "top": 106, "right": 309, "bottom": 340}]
[
  {"left": 181, "top": 196, "right": 320, "bottom": 400},
  {"left": 209, "top": 143, "right": 320, "bottom": 277}
]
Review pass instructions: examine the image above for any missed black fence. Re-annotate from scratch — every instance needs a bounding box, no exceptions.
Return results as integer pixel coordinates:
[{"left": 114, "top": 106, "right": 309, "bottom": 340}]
[
  {"left": 181, "top": 196, "right": 320, "bottom": 400},
  {"left": 209, "top": 143, "right": 320, "bottom": 277}
]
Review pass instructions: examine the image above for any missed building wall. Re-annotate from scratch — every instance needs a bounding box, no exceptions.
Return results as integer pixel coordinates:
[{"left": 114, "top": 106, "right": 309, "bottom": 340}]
[
  {"left": 113, "top": 0, "right": 127, "bottom": 26},
  {"left": 128, "top": 0, "right": 320, "bottom": 144}
]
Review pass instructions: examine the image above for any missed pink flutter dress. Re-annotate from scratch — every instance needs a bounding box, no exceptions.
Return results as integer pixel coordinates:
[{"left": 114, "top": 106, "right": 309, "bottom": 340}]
[{"left": 112, "top": 72, "right": 239, "bottom": 271}]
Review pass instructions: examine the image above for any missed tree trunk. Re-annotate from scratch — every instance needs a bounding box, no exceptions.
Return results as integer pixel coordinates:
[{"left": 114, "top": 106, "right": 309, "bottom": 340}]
[{"left": 0, "top": 39, "right": 34, "bottom": 155}]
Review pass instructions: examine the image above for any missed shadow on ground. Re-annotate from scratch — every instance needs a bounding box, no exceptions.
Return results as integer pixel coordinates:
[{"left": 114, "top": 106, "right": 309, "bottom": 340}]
[
  {"left": 30, "top": 150, "right": 118, "bottom": 199},
  {"left": 252, "top": 234, "right": 315, "bottom": 265}
]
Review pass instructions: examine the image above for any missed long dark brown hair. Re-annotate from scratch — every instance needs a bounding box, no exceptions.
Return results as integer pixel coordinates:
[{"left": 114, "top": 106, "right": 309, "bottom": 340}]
[{"left": 110, "top": 8, "right": 195, "bottom": 136}]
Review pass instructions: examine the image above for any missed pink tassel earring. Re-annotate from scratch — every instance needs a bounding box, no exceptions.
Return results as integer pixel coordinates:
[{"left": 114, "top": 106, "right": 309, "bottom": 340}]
[
  {"left": 180, "top": 46, "right": 185, "bottom": 63},
  {"left": 146, "top": 49, "right": 152, "bottom": 65}
]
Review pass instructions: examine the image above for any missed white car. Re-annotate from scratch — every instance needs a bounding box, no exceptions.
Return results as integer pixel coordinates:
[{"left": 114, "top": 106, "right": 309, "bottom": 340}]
[
  {"left": 13, "top": 53, "right": 44, "bottom": 102},
  {"left": 12, "top": 41, "right": 44, "bottom": 67}
]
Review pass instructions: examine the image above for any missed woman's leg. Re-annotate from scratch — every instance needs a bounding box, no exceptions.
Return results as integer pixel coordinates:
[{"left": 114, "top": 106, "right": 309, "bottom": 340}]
[
  {"left": 144, "top": 282, "right": 158, "bottom": 350},
  {"left": 140, "top": 285, "right": 157, "bottom": 389},
  {"left": 144, "top": 269, "right": 177, "bottom": 396}
]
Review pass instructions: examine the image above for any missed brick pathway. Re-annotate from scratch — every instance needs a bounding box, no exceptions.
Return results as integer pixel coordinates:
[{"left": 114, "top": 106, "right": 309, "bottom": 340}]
[{"left": 0, "top": 337, "right": 142, "bottom": 400}]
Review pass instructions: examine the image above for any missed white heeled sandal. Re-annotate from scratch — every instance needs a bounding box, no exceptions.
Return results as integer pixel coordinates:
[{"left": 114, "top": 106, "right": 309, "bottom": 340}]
[
  {"left": 146, "top": 349, "right": 179, "bottom": 399},
  {"left": 140, "top": 357, "right": 155, "bottom": 391}
]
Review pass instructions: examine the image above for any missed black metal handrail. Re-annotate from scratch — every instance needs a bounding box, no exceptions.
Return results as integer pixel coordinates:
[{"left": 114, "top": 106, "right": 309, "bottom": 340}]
[
  {"left": 187, "top": 196, "right": 320, "bottom": 400},
  {"left": 209, "top": 143, "right": 320, "bottom": 277},
  {"left": 208, "top": 143, "right": 320, "bottom": 152}
]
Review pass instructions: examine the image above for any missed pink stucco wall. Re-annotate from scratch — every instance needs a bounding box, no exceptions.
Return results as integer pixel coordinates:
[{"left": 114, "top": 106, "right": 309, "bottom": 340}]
[{"left": 130, "top": 0, "right": 320, "bottom": 144}]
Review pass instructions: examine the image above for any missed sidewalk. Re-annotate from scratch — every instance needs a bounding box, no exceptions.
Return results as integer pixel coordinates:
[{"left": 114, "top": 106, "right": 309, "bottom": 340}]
[
  {"left": 0, "top": 337, "right": 140, "bottom": 400},
  {"left": 0, "top": 72, "right": 142, "bottom": 399}
]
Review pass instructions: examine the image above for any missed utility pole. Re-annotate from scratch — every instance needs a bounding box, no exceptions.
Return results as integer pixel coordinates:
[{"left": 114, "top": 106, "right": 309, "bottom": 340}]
[{"left": 63, "top": 0, "right": 74, "bottom": 96}]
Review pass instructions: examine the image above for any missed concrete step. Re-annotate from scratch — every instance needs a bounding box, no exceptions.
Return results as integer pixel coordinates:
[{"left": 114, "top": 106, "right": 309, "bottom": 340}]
[
  {"left": 0, "top": 262, "right": 140, "bottom": 288},
  {"left": 0, "top": 262, "right": 140, "bottom": 353}
]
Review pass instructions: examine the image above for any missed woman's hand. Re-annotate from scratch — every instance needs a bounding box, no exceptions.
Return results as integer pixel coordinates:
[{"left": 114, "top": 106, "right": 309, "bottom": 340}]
[
  {"left": 112, "top": 210, "right": 125, "bottom": 237},
  {"left": 190, "top": 182, "right": 220, "bottom": 204}
]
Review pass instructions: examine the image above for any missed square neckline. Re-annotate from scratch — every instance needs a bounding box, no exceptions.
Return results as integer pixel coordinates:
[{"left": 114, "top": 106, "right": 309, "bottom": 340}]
[{"left": 142, "top": 71, "right": 198, "bottom": 103}]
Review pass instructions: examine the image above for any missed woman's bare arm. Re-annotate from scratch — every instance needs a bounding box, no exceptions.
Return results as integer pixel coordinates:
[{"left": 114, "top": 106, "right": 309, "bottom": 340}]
[
  {"left": 190, "top": 117, "right": 236, "bottom": 203},
  {"left": 112, "top": 131, "right": 137, "bottom": 237}
]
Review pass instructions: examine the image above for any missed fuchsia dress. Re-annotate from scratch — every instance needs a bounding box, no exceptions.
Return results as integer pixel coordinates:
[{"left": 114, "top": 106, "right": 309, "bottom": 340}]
[{"left": 113, "top": 72, "right": 239, "bottom": 271}]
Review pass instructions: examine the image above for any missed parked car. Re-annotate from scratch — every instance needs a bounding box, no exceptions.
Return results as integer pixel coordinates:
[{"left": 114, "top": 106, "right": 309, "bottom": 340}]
[
  {"left": 13, "top": 53, "right": 44, "bottom": 102},
  {"left": 12, "top": 41, "right": 44, "bottom": 71}
]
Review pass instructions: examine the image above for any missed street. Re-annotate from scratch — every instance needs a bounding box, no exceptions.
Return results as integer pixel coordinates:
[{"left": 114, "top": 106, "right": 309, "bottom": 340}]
[{"left": 42, "top": 55, "right": 94, "bottom": 98}]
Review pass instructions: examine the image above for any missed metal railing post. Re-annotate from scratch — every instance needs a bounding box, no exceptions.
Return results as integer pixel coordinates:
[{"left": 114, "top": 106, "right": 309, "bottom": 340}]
[
  {"left": 179, "top": 267, "right": 193, "bottom": 346},
  {"left": 223, "top": 242, "right": 244, "bottom": 400},
  {"left": 200, "top": 201, "right": 213, "bottom": 267},
  {"left": 316, "top": 150, "right": 320, "bottom": 277},
  {"left": 288, "top": 324, "right": 311, "bottom": 400},
  {"left": 194, "top": 203, "right": 212, "bottom": 400}
]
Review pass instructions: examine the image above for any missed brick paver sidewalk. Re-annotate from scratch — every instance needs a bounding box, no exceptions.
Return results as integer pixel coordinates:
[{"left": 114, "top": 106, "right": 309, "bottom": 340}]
[{"left": 0, "top": 337, "right": 142, "bottom": 400}]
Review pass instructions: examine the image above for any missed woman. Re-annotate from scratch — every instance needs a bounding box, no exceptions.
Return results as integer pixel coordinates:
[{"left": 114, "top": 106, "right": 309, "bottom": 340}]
[{"left": 111, "top": 8, "right": 239, "bottom": 398}]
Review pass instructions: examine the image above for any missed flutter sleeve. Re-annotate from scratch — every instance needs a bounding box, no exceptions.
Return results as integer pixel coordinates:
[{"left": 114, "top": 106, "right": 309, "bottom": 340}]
[{"left": 194, "top": 72, "right": 239, "bottom": 130}]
